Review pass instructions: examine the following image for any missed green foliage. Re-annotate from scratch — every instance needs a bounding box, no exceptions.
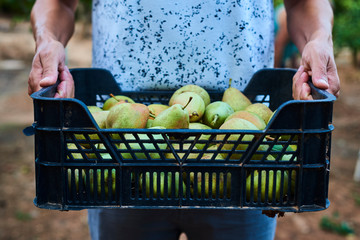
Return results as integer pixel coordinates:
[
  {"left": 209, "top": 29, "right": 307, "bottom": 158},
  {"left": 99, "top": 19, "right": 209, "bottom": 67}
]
[
  {"left": 320, "top": 213, "right": 355, "bottom": 236},
  {"left": 0, "top": 0, "right": 92, "bottom": 20},
  {"left": 0, "top": 0, "right": 35, "bottom": 19},
  {"left": 333, "top": 0, "right": 360, "bottom": 66}
]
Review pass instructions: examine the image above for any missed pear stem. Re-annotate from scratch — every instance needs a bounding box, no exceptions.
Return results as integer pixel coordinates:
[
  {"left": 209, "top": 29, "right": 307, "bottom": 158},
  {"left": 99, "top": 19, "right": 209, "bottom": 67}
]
[
  {"left": 228, "top": 78, "right": 233, "bottom": 88},
  {"left": 266, "top": 136, "right": 275, "bottom": 141},
  {"left": 182, "top": 97, "right": 193, "bottom": 110},
  {"left": 211, "top": 114, "right": 219, "bottom": 126},
  {"left": 109, "top": 93, "right": 119, "bottom": 102},
  {"left": 149, "top": 113, "right": 156, "bottom": 118}
]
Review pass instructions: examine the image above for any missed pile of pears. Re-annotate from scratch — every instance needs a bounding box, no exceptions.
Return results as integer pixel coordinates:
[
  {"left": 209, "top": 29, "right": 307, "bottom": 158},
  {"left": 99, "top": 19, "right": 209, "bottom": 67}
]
[
  {"left": 87, "top": 78, "right": 274, "bottom": 135},
  {"left": 70, "top": 79, "right": 296, "bottom": 203}
]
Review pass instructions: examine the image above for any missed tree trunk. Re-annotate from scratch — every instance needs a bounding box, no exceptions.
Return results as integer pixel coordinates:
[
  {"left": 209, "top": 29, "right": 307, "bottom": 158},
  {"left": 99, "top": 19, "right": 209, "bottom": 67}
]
[{"left": 353, "top": 48, "right": 358, "bottom": 68}]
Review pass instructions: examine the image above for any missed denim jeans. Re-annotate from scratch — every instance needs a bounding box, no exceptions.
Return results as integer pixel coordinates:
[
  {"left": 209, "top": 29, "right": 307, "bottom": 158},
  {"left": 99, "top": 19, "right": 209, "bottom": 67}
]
[{"left": 88, "top": 208, "right": 277, "bottom": 240}]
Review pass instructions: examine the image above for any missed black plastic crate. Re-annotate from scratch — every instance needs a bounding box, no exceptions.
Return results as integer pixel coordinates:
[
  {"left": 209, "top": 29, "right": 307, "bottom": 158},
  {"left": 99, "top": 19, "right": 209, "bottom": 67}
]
[{"left": 28, "top": 68, "right": 335, "bottom": 212}]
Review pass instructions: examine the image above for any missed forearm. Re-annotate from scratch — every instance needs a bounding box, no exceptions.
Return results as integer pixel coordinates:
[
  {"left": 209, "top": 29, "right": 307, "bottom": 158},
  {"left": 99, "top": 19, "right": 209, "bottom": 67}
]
[
  {"left": 31, "top": 0, "right": 78, "bottom": 49},
  {"left": 284, "top": 0, "right": 333, "bottom": 54}
]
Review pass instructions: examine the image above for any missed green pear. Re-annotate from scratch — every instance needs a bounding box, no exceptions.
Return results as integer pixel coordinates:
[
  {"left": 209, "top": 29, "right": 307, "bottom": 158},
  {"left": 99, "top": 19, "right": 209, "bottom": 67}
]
[
  {"left": 87, "top": 105, "right": 103, "bottom": 113},
  {"left": 87, "top": 169, "right": 116, "bottom": 197},
  {"left": 199, "top": 145, "right": 224, "bottom": 160},
  {"left": 146, "top": 119, "right": 154, "bottom": 128},
  {"left": 92, "top": 110, "right": 110, "bottom": 129},
  {"left": 169, "top": 84, "right": 211, "bottom": 106},
  {"left": 165, "top": 143, "right": 200, "bottom": 160},
  {"left": 188, "top": 122, "right": 214, "bottom": 150},
  {"left": 189, "top": 172, "right": 231, "bottom": 198},
  {"left": 74, "top": 111, "right": 109, "bottom": 148},
  {"left": 225, "top": 110, "right": 266, "bottom": 130},
  {"left": 67, "top": 169, "right": 86, "bottom": 192},
  {"left": 222, "top": 78, "right": 252, "bottom": 111},
  {"left": 152, "top": 104, "right": 190, "bottom": 129},
  {"left": 246, "top": 169, "right": 288, "bottom": 202},
  {"left": 203, "top": 101, "right": 234, "bottom": 129},
  {"left": 216, "top": 118, "right": 258, "bottom": 159},
  {"left": 171, "top": 92, "right": 205, "bottom": 122},
  {"left": 245, "top": 103, "right": 273, "bottom": 124},
  {"left": 103, "top": 94, "right": 135, "bottom": 110},
  {"left": 106, "top": 103, "right": 149, "bottom": 129},
  {"left": 148, "top": 104, "right": 169, "bottom": 120},
  {"left": 67, "top": 143, "right": 84, "bottom": 160},
  {"left": 139, "top": 172, "right": 186, "bottom": 198},
  {"left": 118, "top": 127, "right": 167, "bottom": 160}
]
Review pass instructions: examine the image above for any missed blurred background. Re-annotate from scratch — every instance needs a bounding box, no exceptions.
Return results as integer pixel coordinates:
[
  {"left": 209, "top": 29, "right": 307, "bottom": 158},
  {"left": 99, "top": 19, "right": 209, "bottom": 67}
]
[{"left": 0, "top": 1, "right": 359, "bottom": 239}]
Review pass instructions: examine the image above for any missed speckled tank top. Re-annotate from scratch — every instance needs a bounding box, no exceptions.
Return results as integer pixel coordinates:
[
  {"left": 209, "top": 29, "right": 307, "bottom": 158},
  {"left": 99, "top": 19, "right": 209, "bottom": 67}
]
[{"left": 92, "top": 0, "right": 274, "bottom": 91}]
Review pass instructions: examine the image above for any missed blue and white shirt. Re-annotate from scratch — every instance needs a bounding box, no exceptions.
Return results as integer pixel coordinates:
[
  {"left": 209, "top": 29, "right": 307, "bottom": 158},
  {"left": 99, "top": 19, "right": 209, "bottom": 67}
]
[{"left": 92, "top": 0, "right": 274, "bottom": 91}]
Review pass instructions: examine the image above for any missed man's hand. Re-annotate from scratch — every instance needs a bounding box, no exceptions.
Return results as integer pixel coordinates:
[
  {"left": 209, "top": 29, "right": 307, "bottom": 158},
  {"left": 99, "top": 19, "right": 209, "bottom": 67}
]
[
  {"left": 292, "top": 36, "right": 340, "bottom": 100},
  {"left": 285, "top": 0, "right": 340, "bottom": 100},
  {"left": 28, "top": 39, "right": 74, "bottom": 98},
  {"left": 29, "top": 0, "right": 78, "bottom": 98}
]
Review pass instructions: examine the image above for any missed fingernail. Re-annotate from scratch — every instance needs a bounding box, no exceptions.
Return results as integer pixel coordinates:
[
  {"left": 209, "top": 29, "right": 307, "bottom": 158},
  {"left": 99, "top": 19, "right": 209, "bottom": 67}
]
[
  {"left": 40, "top": 77, "right": 50, "bottom": 84},
  {"left": 319, "top": 78, "right": 329, "bottom": 87},
  {"left": 298, "top": 65, "right": 304, "bottom": 71}
]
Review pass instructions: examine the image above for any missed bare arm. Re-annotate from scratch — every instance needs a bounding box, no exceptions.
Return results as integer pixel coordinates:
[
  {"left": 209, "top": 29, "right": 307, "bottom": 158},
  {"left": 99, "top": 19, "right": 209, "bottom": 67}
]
[
  {"left": 284, "top": 0, "right": 340, "bottom": 99},
  {"left": 28, "top": 0, "right": 78, "bottom": 97}
]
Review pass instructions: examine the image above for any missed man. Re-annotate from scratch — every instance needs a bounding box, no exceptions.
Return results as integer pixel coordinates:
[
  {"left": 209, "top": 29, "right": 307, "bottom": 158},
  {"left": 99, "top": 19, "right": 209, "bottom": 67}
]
[{"left": 28, "top": 0, "right": 340, "bottom": 239}]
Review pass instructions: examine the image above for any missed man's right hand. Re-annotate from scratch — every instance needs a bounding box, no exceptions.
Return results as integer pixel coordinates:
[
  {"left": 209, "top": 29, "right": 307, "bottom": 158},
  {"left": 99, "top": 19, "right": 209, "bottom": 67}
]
[
  {"left": 28, "top": 38, "right": 74, "bottom": 98},
  {"left": 29, "top": 0, "right": 78, "bottom": 98}
]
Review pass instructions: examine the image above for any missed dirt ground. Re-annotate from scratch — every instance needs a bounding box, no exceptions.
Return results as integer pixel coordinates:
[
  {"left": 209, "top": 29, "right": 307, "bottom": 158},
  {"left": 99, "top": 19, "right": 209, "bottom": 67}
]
[{"left": 0, "top": 18, "right": 359, "bottom": 240}]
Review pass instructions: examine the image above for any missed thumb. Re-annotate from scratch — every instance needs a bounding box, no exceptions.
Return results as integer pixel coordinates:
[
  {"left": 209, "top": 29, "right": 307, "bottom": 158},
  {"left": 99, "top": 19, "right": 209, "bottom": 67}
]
[
  {"left": 309, "top": 60, "right": 329, "bottom": 90},
  {"left": 39, "top": 63, "right": 60, "bottom": 88}
]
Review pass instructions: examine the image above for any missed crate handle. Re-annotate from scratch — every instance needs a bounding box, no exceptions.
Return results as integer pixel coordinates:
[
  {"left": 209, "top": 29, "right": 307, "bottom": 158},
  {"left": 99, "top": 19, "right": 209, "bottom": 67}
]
[
  {"left": 23, "top": 123, "right": 37, "bottom": 136},
  {"left": 308, "top": 80, "right": 336, "bottom": 101}
]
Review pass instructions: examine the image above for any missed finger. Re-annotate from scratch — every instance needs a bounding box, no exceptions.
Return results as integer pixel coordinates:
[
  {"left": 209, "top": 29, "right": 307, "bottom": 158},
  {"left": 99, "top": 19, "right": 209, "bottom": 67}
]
[
  {"left": 300, "top": 83, "right": 313, "bottom": 100},
  {"left": 54, "top": 67, "right": 74, "bottom": 98},
  {"left": 292, "top": 65, "right": 305, "bottom": 99},
  {"left": 28, "top": 55, "right": 44, "bottom": 95},
  {"left": 293, "top": 71, "right": 308, "bottom": 100},
  {"left": 39, "top": 54, "right": 63, "bottom": 88},
  {"left": 326, "top": 61, "right": 341, "bottom": 98},
  {"left": 308, "top": 56, "right": 330, "bottom": 90}
]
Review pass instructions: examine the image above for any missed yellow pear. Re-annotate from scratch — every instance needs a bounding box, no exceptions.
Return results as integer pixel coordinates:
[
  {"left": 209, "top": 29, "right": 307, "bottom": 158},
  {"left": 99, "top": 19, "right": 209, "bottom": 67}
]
[
  {"left": 222, "top": 78, "right": 252, "bottom": 111},
  {"left": 245, "top": 103, "right": 273, "bottom": 124}
]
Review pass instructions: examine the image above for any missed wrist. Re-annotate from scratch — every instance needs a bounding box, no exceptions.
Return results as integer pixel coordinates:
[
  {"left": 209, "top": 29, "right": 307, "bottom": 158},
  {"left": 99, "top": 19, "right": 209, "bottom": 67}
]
[
  {"left": 308, "top": 30, "right": 333, "bottom": 46},
  {"left": 34, "top": 31, "right": 62, "bottom": 51}
]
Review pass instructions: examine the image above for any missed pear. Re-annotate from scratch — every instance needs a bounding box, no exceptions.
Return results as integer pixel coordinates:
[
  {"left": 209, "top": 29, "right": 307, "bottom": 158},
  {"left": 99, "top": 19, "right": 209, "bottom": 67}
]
[
  {"left": 203, "top": 101, "right": 234, "bottom": 129},
  {"left": 87, "top": 169, "right": 116, "bottom": 197},
  {"left": 74, "top": 110, "right": 110, "bottom": 148},
  {"left": 188, "top": 122, "right": 214, "bottom": 150},
  {"left": 106, "top": 103, "right": 149, "bottom": 129},
  {"left": 222, "top": 78, "right": 252, "bottom": 111},
  {"left": 216, "top": 118, "right": 258, "bottom": 160},
  {"left": 148, "top": 104, "right": 170, "bottom": 120},
  {"left": 139, "top": 172, "right": 186, "bottom": 198},
  {"left": 200, "top": 145, "right": 224, "bottom": 160},
  {"left": 146, "top": 119, "right": 154, "bottom": 128},
  {"left": 165, "top": 143, "right": 200, "bottom": 160},
  {"left": 87, "top": 105, "right": 103, "bottom": 113},
  {"left": 118, "top": 127, "right": 167, "bottom": 160},
  {"left": 67, "top": 143, "right": 84, "bottom": 160},
  {"left": 246, "top": 169, "right": 289, "bottom": 202},
  {"left": 188, "top": 172, "right": 231, "bottom": 199},
  {"left": 171, "top": 92, "right": 205, "bottom": 122},
  {"left": 245, "top": 103, "right": 273, "bottom": 124},
  {"left": 103, "top": 94, "right": 135, "bottom": 110},
  {"left": 225, "top": 110, "right": 266, "bottom": 130},
  {"left": 91, "top": 110, "right": 110, "bottom": 129},
  {"left": 169, "top": 84, "right": 211, "bottom": 106},
  {"left": 67, "top": 169, "right": 86, "bottom": 192},
  {"left": 152, "top": 104, "right": 190, "bottom": 129}
]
